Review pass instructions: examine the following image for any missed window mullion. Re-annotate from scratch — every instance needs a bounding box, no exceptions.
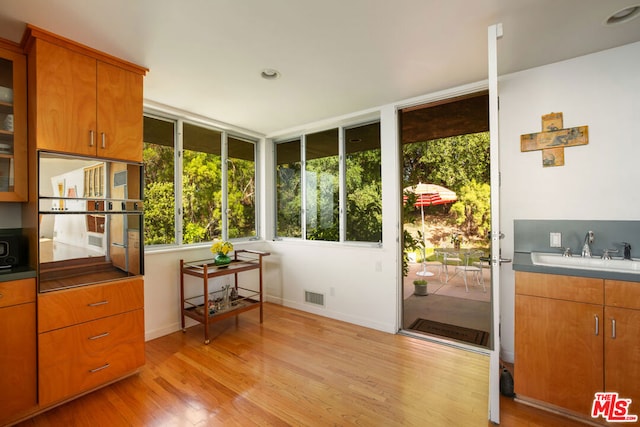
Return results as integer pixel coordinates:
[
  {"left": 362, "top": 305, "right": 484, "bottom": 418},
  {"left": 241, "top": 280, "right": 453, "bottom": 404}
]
[
  {"left": 176, "top": 118, "right": 184, "bottom": 245},
  {"left": 301, "top": 134, "right": 307, "bottom": 240},
  {"left": 221, "top": 131, "right": 228, "bottom": 241},
  {"left": 339, "top": 126, "right": 345, "bottom": 242}
]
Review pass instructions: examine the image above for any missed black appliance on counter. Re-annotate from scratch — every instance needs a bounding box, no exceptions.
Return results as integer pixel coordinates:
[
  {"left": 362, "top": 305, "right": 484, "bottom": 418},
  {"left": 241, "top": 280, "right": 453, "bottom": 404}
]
[
  {"left": 0, "top": 230, "right": 26, "bottom": 269},
  {"left": 37, "top": 152, "right": 144, "bottom": 292}
]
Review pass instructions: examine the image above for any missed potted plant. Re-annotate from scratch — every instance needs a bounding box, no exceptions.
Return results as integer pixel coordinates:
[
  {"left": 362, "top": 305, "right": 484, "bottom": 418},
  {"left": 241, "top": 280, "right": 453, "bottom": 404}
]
[
  {"left": 211, "top": 239, "right": 234, "bottom": 266},
  {"left": 413, "top": 279, "right": 428, "bottom": 296}
]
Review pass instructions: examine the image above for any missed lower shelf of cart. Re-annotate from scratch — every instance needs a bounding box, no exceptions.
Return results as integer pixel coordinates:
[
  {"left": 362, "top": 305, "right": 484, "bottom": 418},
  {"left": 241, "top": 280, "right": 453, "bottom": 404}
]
[{"left": 183, "top": 298, "right": 260, "bottom": 323}]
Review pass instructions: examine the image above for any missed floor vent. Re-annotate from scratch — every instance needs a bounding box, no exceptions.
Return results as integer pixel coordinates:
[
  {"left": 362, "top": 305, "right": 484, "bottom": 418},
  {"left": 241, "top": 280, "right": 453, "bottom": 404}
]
[{"left": 304, "top": 290, "right": 325, "bottom": 307}]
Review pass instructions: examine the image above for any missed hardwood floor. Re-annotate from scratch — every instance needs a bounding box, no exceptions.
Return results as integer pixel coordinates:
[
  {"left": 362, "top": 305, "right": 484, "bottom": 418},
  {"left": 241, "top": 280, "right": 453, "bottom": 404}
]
[{"left": 14, "top": 303, "right": 586, "bottom": 426}]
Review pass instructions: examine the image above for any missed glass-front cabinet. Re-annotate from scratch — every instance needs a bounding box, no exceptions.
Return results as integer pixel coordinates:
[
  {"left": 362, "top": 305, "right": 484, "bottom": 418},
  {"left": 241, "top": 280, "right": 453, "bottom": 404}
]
[{"left": 0, "top": 40, "right": 27, "bottom": 202}]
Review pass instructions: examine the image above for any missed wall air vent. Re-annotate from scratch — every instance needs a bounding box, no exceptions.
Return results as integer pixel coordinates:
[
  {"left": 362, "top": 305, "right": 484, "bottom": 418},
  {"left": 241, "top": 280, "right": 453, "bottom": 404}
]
[
  {"left": 304, "top": 290, "right": 325, "bottom": 307},
  {"left": 88, "top": 235, "right": 103, "bottom": 247}
]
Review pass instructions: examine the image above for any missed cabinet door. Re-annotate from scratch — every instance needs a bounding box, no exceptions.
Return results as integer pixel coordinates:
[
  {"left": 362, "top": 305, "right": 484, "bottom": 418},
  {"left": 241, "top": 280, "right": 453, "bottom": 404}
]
[
  {"left": 97, "top": 61, "right": 143, "bottom": 162},
  {"left": 515, "top": 294, "right": 603, "bottom": 414},
  {"left": 0, "top": 302, "right": 36, "bottom": 422},
  {"left": 38, "top": 309, "right": 144, "bottom": 406},
  {"left": 0, "top": 43, "right": 27, "bottom": 201},
  {"left": 31, "top": 39, "right": 97, "bottom": 157},
  {"left": 605, "top": 306, "right": 640, "bottom": 404}
]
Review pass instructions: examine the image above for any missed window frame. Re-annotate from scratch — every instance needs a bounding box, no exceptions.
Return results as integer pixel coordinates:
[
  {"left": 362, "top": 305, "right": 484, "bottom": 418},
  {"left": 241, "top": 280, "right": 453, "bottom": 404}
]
[
  {"left": 143, "top": 110, "right": 260, "bottom": 250},
  {"left": 273, "top": 119, "right": 381, "bottom": 246}
]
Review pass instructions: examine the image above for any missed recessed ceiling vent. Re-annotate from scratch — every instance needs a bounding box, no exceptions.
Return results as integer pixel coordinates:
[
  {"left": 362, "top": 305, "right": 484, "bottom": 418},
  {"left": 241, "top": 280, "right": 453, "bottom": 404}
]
[
  {"left": 604, "top": 5, "right": 640, "bottom": 25},
  {"left": 304, "top": 290, "right": 325, "bottom": 306},
  {"left": 261, "top": 68, "right": 281, "bottom": 80}
]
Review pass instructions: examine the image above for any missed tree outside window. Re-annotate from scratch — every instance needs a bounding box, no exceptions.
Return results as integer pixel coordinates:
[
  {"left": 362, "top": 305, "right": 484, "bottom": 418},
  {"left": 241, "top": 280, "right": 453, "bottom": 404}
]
[
  {"left": 276, "top": 139, "right": 302, "bottom": 238},
  {"left": 143, "top": 115, "right": 257, "bottom": 246},
  {"left": 275, "top": 121, "right": 382, "bottom": 244},
  {"left": 143, "top": 115, "right": 175, "bottom": 245}
]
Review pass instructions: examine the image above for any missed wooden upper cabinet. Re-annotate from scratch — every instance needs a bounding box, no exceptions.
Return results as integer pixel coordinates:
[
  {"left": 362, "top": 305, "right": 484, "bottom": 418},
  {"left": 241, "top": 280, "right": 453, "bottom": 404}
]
[
  {"left": 29, "top": 39, "right": 97, "bottom": 157},
  {"left": 22, "top": 25, "right": 147, "bottom": 162},
  {"left": 97, "top": 61, "right": 144, "bottom": 161}
]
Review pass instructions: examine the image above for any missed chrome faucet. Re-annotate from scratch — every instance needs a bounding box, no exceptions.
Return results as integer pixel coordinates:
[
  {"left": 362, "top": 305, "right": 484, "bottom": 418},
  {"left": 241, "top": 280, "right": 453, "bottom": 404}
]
[{"left": 582, "top": 230, "right": 594, "bottom": 258}]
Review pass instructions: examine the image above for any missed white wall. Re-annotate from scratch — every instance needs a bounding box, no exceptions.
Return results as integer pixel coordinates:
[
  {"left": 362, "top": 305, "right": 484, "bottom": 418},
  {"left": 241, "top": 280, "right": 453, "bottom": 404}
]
[
  {"left": 130, "top": 41, "right": 640, "bottom": 357},
  {"left": 497, "top": 41, "right": 640, "bottom": 362}
]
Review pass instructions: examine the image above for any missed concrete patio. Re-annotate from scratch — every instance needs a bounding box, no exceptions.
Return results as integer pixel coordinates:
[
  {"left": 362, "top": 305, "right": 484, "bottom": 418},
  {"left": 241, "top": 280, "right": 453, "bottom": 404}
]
[{"left": 402, "top": 261, "right": 492, "bottom": 344}]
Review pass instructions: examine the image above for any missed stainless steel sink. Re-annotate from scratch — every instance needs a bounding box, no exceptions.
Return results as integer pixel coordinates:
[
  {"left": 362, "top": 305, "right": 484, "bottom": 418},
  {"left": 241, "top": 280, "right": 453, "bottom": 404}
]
[{"left": 531, "top": 252, "right": 640, "bottom": 274}]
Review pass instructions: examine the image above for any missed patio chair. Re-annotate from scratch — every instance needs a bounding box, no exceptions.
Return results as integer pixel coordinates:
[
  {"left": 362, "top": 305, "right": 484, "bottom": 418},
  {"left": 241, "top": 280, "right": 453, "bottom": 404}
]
[
  {"left": 454, "top": 251, "right": 486, "bottom": 292},
  {"left": 436, "top": 249, "right": 462, "bottom": 282}
]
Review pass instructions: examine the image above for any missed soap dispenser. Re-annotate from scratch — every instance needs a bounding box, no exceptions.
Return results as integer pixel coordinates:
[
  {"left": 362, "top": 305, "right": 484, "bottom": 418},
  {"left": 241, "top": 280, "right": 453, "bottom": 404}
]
[{"left": 623, "top": 242, "right": 632, "bottom": 260}]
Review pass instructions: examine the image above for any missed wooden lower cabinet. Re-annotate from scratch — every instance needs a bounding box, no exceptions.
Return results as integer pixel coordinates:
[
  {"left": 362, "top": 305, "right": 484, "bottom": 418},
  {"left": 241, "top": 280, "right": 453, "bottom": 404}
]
[
  {"left": 515, "top": 272, "right": 640, "bottom": 422},
  {"left": 515, "top": 293, "right": 603, "bottom": 414},
  {"left": 38, "top": 309, "right": 145, "bottom": 406},
  {"left": 0, "top": 278, "right": 37, "bottom": 425},
  {"left": 37, "top": 277, "right": 145, "bottom": 407},
  {"left": 604, "top": 280, "right": 640, "bottom": 407}
]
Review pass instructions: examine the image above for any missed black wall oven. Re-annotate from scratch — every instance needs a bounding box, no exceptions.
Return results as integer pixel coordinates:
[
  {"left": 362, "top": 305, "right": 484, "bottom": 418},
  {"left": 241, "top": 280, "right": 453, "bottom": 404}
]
[{"left": 38, "top": 152, "right": 144, "bottom": 292}]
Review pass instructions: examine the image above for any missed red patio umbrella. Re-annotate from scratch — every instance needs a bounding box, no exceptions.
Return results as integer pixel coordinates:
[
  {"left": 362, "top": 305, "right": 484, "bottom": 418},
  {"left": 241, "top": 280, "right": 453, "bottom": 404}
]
[
  {"left": 404, "top": 183, "right": 457, "bottom": 207},
  {"left": 404, "top": 183, "right": 457, "bottom": 277}
]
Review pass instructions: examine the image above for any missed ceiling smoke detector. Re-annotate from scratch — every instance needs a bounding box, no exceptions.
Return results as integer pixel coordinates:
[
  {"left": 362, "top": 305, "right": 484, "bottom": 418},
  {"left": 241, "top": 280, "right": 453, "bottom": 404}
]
[
  {"left": 261, "top": 68, "right": 281, "bottom": 80},
  {"left": 604, "top": 5, "right": 640, "bottom": 25}
]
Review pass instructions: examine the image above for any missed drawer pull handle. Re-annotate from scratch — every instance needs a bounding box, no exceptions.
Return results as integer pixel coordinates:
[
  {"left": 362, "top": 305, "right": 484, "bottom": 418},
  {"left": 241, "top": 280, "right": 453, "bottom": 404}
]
[
  {"left": 0, "top": 293, "right": 3, "bottom": 299},
  {"left": 611, "top": 318, "right": 616, "bottom": 339},
  {"left": 89, "top": 130, "right": 95, "bottom": 147},
  {"left": 101, "top": 132, "right": 106, "bottom": 149},
  {"left": 595, "top": 314, "right": 599, "bottom": 336},
  {"left": 88, "top": 300, "right": 109, "bottom": 307},
  {"left": 89, "top": 332, "right": 110, "bottom": 340},
  {"left": 89, "top": 363, "right": 110, "bottom": 373}
]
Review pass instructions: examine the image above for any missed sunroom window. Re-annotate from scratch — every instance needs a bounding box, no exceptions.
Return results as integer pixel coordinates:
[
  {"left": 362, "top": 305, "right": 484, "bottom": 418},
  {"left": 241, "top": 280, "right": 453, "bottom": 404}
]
[
  {"left": 143, "top": 114, "right": 257, "bottom": 246},
  {"left": 274, "top": 120, "right": 381, "bottom": 244}
]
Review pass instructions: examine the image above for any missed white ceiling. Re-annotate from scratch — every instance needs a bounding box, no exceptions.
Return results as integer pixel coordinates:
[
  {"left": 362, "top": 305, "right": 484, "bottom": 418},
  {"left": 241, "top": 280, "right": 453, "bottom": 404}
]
[{"left": 0, "top": 0, "right": 639, "bottom": 135}]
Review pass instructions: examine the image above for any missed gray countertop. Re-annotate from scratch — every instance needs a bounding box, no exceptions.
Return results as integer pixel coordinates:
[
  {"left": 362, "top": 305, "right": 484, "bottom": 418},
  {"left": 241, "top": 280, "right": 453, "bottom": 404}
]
[
  {"left": 512, "top": 251, "right": 640, "bottom": 283},
  {"left": 0, "top": 266, "right": 37, "bottom": 282}
]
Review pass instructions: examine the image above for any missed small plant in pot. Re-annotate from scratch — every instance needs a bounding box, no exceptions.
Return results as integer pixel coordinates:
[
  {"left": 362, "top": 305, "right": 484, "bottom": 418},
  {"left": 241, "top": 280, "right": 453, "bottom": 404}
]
[{"left": 413, "top": 279, "right": 428, "bottom": 296}]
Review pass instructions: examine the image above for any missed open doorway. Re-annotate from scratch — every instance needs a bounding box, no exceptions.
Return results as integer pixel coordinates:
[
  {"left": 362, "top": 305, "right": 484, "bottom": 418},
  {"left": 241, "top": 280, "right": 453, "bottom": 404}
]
[{"left": 400, "top": 91, "right": 491, "bottom": 348}]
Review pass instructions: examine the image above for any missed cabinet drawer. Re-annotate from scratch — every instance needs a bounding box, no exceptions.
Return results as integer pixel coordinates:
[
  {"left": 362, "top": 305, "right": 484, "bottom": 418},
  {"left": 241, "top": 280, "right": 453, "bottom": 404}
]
[
  {"left": 0, "top": 278, "right": 36, "bottom": 308},
  {"left": 515, "top": 271, "right": 603, "bottom": 304},
  {"left": 38, "top": 309, "right": 144, "bottom": 406},
  {"left": 605, "top": 279, "right": 640, "bottom": 310},
  {"left": 38, "top": 277, "right": 143, "bottom": 332}
]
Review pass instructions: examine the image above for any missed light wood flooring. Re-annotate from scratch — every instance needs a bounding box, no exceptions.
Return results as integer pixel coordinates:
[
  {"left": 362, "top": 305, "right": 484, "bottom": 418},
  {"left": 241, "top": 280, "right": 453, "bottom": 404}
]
[{"left": 15, "top": 303, "right": 586, "bottom": 426}]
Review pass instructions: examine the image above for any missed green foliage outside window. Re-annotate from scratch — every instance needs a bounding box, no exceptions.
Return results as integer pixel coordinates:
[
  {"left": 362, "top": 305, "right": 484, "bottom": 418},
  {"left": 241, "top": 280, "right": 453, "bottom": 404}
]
[
  {"left": 143, "top": 143, "right": 175, "bottom": 245},
  {"left": 143, "top": 124, "right": 256, "bottom": 246},
  {"left": 276, "top": 122, "right": 382, "bottom": 243},
  {"left": 346, "top": 148, "right": 382, "bottom": 242},
  {"left": 182, "top": 150, "right": 222, "bottom": 243}
]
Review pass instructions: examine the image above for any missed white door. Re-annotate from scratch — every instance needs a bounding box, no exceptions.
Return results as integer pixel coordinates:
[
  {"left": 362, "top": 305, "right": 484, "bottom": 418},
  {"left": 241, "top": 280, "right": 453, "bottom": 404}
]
[{"left": 487, "top": 23, "right": 503, "bottom": 424}]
